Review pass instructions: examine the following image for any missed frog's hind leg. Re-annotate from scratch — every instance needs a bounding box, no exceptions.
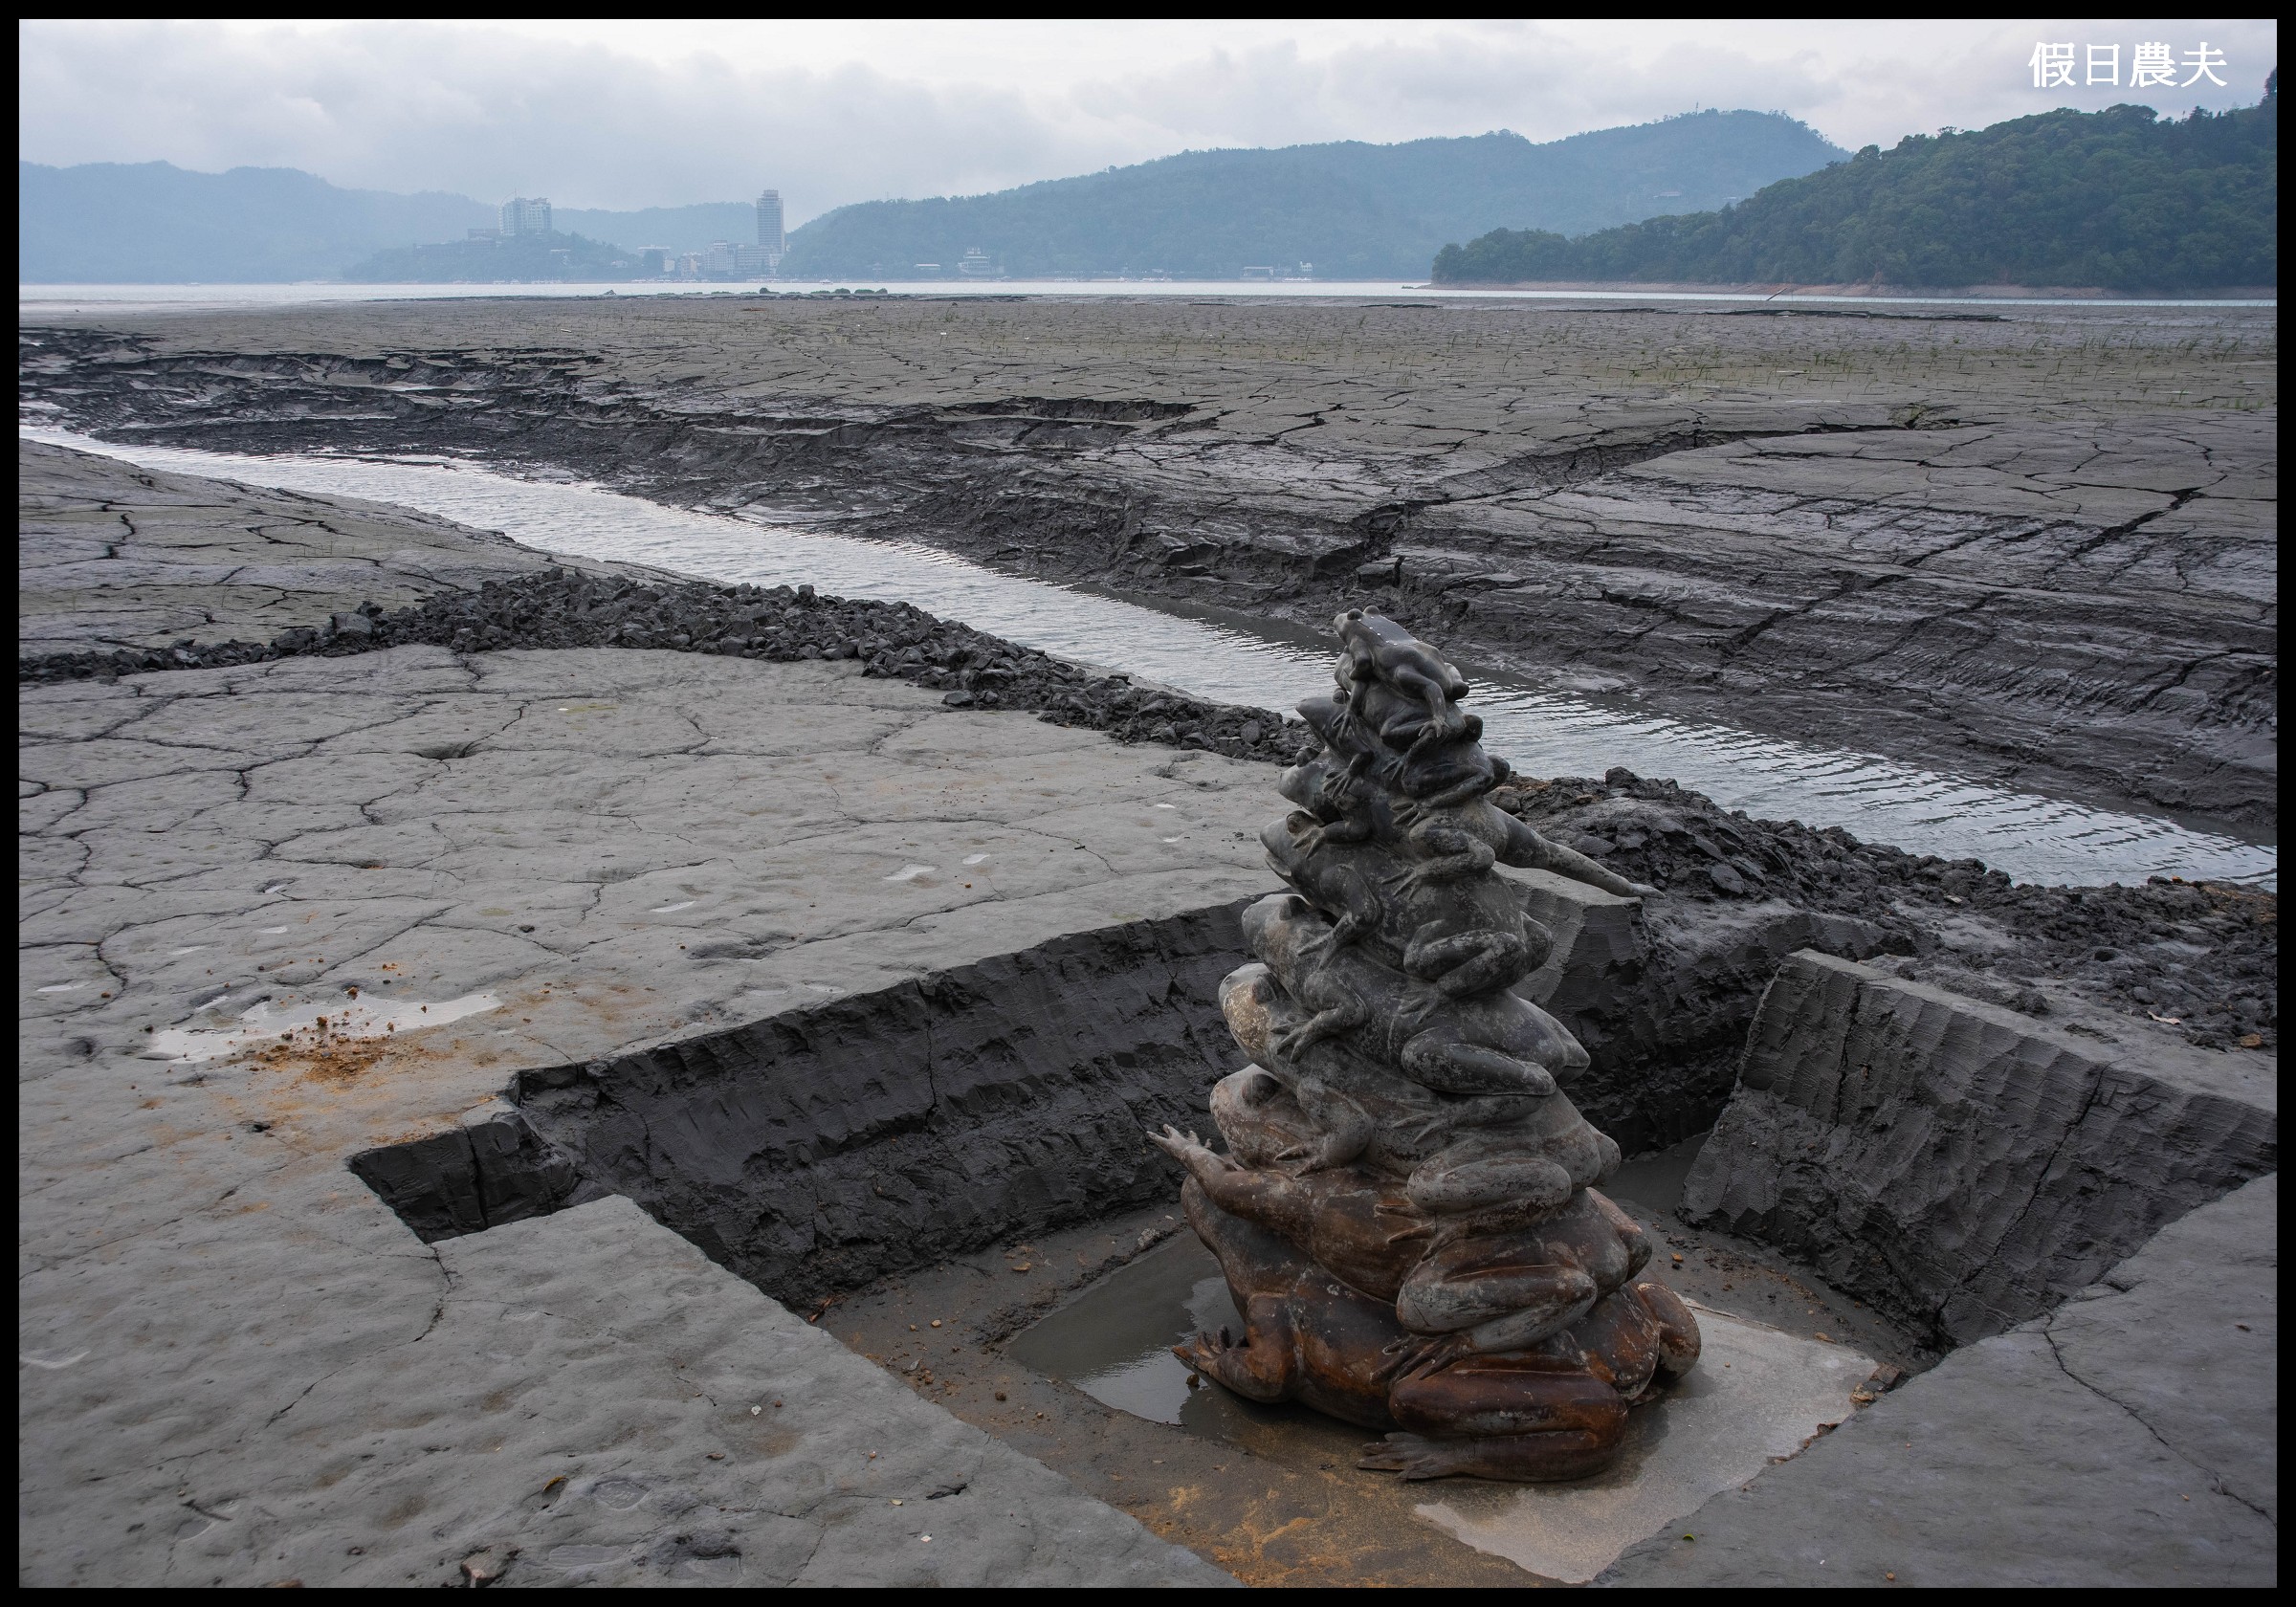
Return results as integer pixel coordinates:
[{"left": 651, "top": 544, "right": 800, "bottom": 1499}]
[
  {"left": 1363, "top": 1358, "right": 1628, "bottom": 1481},
  {"left": 1384, "top": 823, "right": 1495, "bottom": 896},
  {"left": 1402, "top": 928, "right": 1534, "bottom": 998},
  {"left": 1399, "top": 1036, "right": 1556, "bottom": 1097}
]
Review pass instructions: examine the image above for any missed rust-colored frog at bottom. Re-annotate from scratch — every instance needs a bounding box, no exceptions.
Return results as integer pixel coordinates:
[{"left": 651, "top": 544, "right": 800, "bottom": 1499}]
[{"left": 1149, "top": 1126, "right": 1702, "bottom": 1481}]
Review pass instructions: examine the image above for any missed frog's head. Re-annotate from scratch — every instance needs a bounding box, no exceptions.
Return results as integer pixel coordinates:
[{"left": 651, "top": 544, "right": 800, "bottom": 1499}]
[
  {"left": 1241, "top": 891, "right": 1322, "bottom": 963},
  {"left": 1333, "top": 606, "right": 1383, "bottom": 649}
]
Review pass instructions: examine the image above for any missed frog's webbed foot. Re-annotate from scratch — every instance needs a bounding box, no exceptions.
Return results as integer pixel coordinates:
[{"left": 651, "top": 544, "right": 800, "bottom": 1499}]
[
  {"left": 1357, "top": 1433, "right": 1475, "bottom": 1479},
  {"left": 1392, "top": 989, "right": 1442, "bottom": 1031},
  {"left": 1269, "top": 1010, "right": 1346, "bottom": 1062},
  {"left": 1174, "top": 1325, "right": 1238, "bottom": 1377},
  {"left": 1144, "top": 1124, "right": 1225, "bottom": 1176},
  {"left": 1376, "top": 1330, "right": 1470, "bottom": 1384}
]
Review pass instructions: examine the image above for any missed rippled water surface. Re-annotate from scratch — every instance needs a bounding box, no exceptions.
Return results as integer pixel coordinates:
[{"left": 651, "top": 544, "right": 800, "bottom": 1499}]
[{"left": 24, "top": 428, "right": 2275, "bottom": 889}]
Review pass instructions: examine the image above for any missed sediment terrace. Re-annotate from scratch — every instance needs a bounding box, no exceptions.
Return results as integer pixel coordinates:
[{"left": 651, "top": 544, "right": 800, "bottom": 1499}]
[{"left": 18, "top": 294, "right": 2278, "bottom": 826}]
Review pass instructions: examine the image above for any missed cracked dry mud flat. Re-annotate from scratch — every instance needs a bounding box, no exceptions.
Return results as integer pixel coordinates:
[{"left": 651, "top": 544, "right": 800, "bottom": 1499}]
[
  {"left": 15, "top": 438, "right": 659, "bottom": 657},
  {"left": 19, "top": 643, "right": 1269, "bottom": 1588},
  {"left": 18, "top": 295, "right": 2278, "bottom": 823}
]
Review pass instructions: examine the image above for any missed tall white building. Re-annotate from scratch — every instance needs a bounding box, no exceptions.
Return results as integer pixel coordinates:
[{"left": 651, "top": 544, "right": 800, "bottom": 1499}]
[
  {"left": 755, "top": 188, "right": 785, "bottom": 269},
  {"left": 500, "top": 196, "right": 552, "bottom": 236}
]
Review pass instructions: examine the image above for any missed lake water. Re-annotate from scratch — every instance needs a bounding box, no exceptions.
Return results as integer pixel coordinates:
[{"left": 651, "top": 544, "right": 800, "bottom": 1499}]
[
  {"left": 18, "top": 282, "right": 2274, "bottom": 318},
  {"left": 21, "top": 426, "right": 2276, "bottom": 889}
]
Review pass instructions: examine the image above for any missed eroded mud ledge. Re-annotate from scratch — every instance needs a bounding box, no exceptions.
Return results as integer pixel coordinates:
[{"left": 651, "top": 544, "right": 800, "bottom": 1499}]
[{"left": 18, "top": 295, "right": 2277, "bottom": 826}]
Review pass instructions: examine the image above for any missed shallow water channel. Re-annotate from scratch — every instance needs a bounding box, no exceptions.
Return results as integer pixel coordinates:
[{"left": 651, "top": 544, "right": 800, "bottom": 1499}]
[{"left": 25, "top": 427, "right": 2275, "bottom": 889}]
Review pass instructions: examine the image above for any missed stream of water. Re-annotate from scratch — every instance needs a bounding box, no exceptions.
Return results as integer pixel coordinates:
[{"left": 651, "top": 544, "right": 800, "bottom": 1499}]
[{"left": 23, "top": 427, "right": 2275, "bottom": 889}]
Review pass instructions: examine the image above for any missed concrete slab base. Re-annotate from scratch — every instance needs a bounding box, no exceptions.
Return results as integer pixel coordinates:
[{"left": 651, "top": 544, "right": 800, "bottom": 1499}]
[{"left": 1412, "top": 1307, "right": 1874, "bottom": 1583}]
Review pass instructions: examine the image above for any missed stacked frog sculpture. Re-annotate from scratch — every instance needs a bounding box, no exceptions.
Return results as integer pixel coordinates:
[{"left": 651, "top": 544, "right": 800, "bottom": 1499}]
[{"left": 1150, "top": 609, "right": 1701, "bottom": 1481}]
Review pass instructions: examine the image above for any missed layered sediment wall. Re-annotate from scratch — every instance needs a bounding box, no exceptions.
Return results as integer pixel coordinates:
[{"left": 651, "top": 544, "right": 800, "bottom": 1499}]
[{"left": 1684, "top": 950, "right": 2278, "bottom": 1346}]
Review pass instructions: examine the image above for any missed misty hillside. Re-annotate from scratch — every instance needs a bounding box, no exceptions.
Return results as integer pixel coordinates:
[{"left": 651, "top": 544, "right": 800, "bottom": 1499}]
[
  {"left": 782, "top": 111, "right": 1846, "bottom": 278},
  {"left": 18, "top": 163, "right": 760, "bottom": 282},
  {"left": 1434, "top": 83, "right": 2279, "bottom": 292},
  {"left": 18, "top": 163, "right": 494, "bottom": 283}
]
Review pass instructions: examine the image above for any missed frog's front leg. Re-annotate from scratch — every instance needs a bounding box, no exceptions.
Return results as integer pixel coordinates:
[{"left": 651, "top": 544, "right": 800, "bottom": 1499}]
[
  {"left": 1271, "top": 1087, "right": 1375, "bottom": 1174},
  {"left": 1303, "top": 866, "right": 1382, "bottom": 953},
  {"left": 1293, "top": 801, "right": 1376, "bottom": 858},
  {"left": 1176, "top": 1296, "right": 1301, "bottom": 1403},
  {"left": 1269, "top": 1000, "right": 1367, "bottom": 1062}
]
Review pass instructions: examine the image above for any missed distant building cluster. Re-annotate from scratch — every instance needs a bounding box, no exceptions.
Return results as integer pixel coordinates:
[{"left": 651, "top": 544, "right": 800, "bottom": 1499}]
[
  {"left": 467, "top": 196, "right": 552, "bottom": 243},
  {"left": 454, "top": 187, "right": 788, "bottom": 281},
  {"left": 635, "top": 189, "right": 788, "bottom": 280}
]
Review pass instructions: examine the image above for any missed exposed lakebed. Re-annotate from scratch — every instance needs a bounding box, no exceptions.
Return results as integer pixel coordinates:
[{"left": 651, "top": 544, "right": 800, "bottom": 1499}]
[{"left": 20, "top": 426, "right": 2274, "bottom": 889}]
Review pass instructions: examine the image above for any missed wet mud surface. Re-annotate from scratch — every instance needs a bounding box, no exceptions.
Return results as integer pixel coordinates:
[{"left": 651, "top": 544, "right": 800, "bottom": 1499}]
[{"left": 18, "top": 295, "right": 2277, "bottom": 826}]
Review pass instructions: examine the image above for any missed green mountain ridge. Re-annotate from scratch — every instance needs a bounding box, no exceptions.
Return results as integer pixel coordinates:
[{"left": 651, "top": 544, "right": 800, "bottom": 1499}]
[
  {"left": 781, "top": 111, "right": 1846, "bottom": 278},
  {"left": 1434, "top": 81, "right": 2279, "bottom": 293}
]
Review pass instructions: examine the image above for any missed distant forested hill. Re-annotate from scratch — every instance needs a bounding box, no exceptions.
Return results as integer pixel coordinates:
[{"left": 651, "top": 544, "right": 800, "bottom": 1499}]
[
  {"left": 18, "top": 162, "right": 493, "bottom": 282},
  {"left": 781, "top": 111, "right": 1845, "bottom": 278},
  {"left": 342, "top": 231, "right": 637, "bottom": 282},
  {"left": 19, "top": 162, "right": 765, "bottom": 282},
  {"left": 1434, "top": 82, "right": 2278, "bottom": 292}
]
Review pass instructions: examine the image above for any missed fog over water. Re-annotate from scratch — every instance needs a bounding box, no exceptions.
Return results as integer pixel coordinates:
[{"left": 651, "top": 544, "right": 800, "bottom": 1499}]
[{"left": 24, "top": 427, "right": 2274, "bottom": 891}]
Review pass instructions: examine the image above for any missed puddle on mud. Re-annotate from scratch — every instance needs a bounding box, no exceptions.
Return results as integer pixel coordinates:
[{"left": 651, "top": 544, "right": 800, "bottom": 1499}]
[
  {"left": 1005, "top": 1234, "right": 1245, "bottom": 1430},
  {"left": 144, "top": 989, "right": 501, "bottom": 1061},
  {"left": 20, "top": 428, "right": 2276, "bottom": 890}
]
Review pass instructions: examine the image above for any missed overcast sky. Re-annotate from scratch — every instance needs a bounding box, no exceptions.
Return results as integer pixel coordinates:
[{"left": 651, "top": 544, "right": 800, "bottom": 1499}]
[{"left": 18, "top": 19, "right": 2279, "bottom": 223}]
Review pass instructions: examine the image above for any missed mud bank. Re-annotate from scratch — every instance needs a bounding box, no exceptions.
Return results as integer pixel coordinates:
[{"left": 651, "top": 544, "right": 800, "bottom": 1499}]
[
  {"left": 17, "top": 296, "right": 2277, "bottom": 826},
  {"left": 26, "top": 543, "right": 2274, "bottom": 1073}
]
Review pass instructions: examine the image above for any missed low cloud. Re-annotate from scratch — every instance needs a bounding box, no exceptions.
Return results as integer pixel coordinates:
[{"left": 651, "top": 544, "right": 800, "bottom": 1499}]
[{"left": 17, "top": 19, "right": 2277, "bottom": 222}]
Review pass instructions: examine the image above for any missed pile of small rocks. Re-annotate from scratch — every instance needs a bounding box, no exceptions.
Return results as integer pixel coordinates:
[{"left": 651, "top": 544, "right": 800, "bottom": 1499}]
[
  {"left": 1500, "top": 768, "right": 2276, "bottom": 1052},
  {"left": 14, "top": 570, "right": 1310, "bottom": 767}
]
